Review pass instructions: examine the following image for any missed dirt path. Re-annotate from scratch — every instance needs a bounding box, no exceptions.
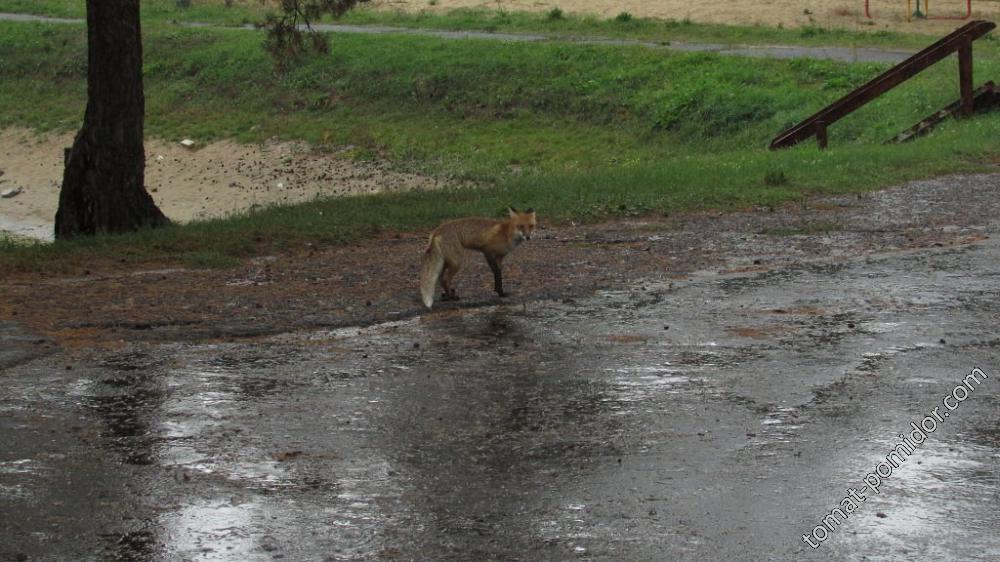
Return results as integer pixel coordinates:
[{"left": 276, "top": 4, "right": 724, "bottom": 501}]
[
  {"left": 2, "top": 173, "right": 996, "bottom": 349},
  {"left": 304, "top": 22, "right": 916, "bottom": 62},
  {"left": 373, "top": 0, "right": 1000, "bottom": 33},
  {"left": 0, "top": 128, "right": 441, "bottom": 240}
]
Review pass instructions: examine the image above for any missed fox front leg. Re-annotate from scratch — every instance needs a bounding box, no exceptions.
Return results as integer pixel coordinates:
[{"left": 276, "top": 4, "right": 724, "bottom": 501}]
[{"left": 485, "top": 255, "right": 506, "bottom": 297}]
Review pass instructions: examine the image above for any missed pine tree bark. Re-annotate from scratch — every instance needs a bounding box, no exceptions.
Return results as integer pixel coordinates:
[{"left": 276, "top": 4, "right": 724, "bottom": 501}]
[{"left": 55, "top": 0, "right": 169, "bottom": 239}]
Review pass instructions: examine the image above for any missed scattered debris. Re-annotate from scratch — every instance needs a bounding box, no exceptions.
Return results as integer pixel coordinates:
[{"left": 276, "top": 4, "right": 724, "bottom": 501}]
[
  {"left": 179, "top": 139, "right": 196, "bottom": 148},
  {"left": 1, "top": 186, "right": 23, "bottom": 198},
  {"left": 272, "top": 450, "right": 304, "bottom": 462}
]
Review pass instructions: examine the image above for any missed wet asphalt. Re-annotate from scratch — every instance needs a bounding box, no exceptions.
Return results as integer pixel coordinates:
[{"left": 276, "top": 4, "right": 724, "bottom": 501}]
[
  {"left": 3, "top": 205, "right": 999, "bottom": 560},
  {"left": 0, "top": 12, "right": 994, "bottom": 561}
]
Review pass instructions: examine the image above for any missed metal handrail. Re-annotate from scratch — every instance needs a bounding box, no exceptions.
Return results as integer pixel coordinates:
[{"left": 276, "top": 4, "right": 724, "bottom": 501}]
[
  {"left": 770, "top": 20, "right": 995, "bottom": 150},
  {"left": 866, "top": 0, "right": 973, "bottom": 21}
]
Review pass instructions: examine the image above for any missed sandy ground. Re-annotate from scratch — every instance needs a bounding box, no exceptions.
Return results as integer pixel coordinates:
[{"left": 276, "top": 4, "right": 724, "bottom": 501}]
[
  {"left": 0, "top": 128, "right": 441, "bottom": 240},
  {"left": 374, "top": 0, "right": 1000, "bottom": 33}
]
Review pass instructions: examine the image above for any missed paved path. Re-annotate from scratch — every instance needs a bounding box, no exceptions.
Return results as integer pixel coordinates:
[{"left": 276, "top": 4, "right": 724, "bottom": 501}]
[
  {"left": 0, "top": 12, "right": 914, "bottom": 63},
  {"left": 3, "top": 175, "right": 1000, "bottom": 560}
]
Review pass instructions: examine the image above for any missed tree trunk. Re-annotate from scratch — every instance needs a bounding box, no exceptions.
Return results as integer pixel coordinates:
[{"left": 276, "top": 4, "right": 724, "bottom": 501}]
[{"left": 55, "top": 0, "right": 169, "bottom": 239}]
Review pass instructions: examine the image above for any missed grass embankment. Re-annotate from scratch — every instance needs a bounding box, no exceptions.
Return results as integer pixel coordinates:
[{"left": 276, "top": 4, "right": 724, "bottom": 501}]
[{"left": 0, "top": 15, "right": 998, "bottom": 271}]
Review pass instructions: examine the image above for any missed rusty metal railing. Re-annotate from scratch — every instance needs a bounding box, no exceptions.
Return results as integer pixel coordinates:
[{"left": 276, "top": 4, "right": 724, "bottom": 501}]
[{"left": 770, "top": 20, "right": 995, "bottom": 150}]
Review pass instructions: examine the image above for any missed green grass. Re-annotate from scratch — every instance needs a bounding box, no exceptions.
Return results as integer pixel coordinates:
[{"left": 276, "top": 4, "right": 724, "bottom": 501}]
[
  {"left": 0, "top": 16, "right": 998, "bottom": 270},
  {"left": 0, "top": 0, "right": 86, "bottom": 18},
  {"left": 5, "top": 22, "right": 989, "bottom": 169},
  {"left": 0, "top": 0, "right": 267, "bottom": 25},
  {"left": 2, "top": 124, "right": 992, "bottom": 272}
]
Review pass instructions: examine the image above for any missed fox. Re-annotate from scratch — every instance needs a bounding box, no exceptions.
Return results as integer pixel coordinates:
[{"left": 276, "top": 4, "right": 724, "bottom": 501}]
[{"left": 420, "top": 207, "right": 537, "bottom": 309}]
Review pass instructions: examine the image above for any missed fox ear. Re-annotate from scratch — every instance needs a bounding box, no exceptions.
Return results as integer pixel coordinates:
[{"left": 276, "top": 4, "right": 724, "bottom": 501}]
[{"left": 508, "top": 206, "right": 518, "bottom": 218}]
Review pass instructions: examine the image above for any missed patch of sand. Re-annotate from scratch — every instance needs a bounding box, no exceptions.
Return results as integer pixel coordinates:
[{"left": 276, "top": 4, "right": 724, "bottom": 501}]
[
  {"left": 0, "top": 128, "right": 442, "bottom": 240},
  {"left": 372, "top": 0, "right": 1000, "bottom": 34}
]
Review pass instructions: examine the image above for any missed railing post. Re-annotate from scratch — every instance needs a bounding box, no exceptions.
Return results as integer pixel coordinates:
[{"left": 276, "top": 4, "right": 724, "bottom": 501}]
[
  {"left": 769, "top": 21, "right": 995, "bottom": 150},
  {"left": 816, "top": 120, "right": 828, "bottom": 149},
  {"left": 958, "top": 36, "right": 974, "bottom": 116}
]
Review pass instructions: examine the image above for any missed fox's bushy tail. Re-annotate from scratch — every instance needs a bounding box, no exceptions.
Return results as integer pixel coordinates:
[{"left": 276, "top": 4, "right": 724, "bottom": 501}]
[{"left": 420, "top": 236, "right": 444, "bottom": 309}]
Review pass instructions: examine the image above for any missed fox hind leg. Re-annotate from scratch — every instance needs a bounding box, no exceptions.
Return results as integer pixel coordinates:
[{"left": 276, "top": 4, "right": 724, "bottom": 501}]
[{"left": 440, "top": 260, "right": 461, "bottom": 301}]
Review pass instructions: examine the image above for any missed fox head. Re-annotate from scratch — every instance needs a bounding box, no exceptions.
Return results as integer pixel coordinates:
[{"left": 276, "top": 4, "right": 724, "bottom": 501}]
[{"left": 507, "top": 206, "right": 537, "bottom": 243}]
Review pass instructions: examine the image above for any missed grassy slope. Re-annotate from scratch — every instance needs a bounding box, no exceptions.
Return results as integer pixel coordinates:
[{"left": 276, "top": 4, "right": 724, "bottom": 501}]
[{"left": 0, "top": 12, "right": 998, "bottom": 270}]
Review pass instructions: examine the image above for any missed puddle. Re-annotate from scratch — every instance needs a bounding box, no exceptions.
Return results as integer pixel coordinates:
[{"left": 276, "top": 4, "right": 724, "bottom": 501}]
[{"left": 3, "top": 230, "right": 1000, "bottom": 560}]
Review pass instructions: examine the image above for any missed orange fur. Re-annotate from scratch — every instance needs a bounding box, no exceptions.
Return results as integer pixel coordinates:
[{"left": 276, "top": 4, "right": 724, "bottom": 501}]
[{"left": 420, "top": 208, "right": 536, "bottom": 309}]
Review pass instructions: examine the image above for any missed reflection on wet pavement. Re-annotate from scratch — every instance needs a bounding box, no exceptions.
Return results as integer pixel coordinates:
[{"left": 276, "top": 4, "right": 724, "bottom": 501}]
[{"left": 3, "top": 238, "right": 1000, "bottom": 560}]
